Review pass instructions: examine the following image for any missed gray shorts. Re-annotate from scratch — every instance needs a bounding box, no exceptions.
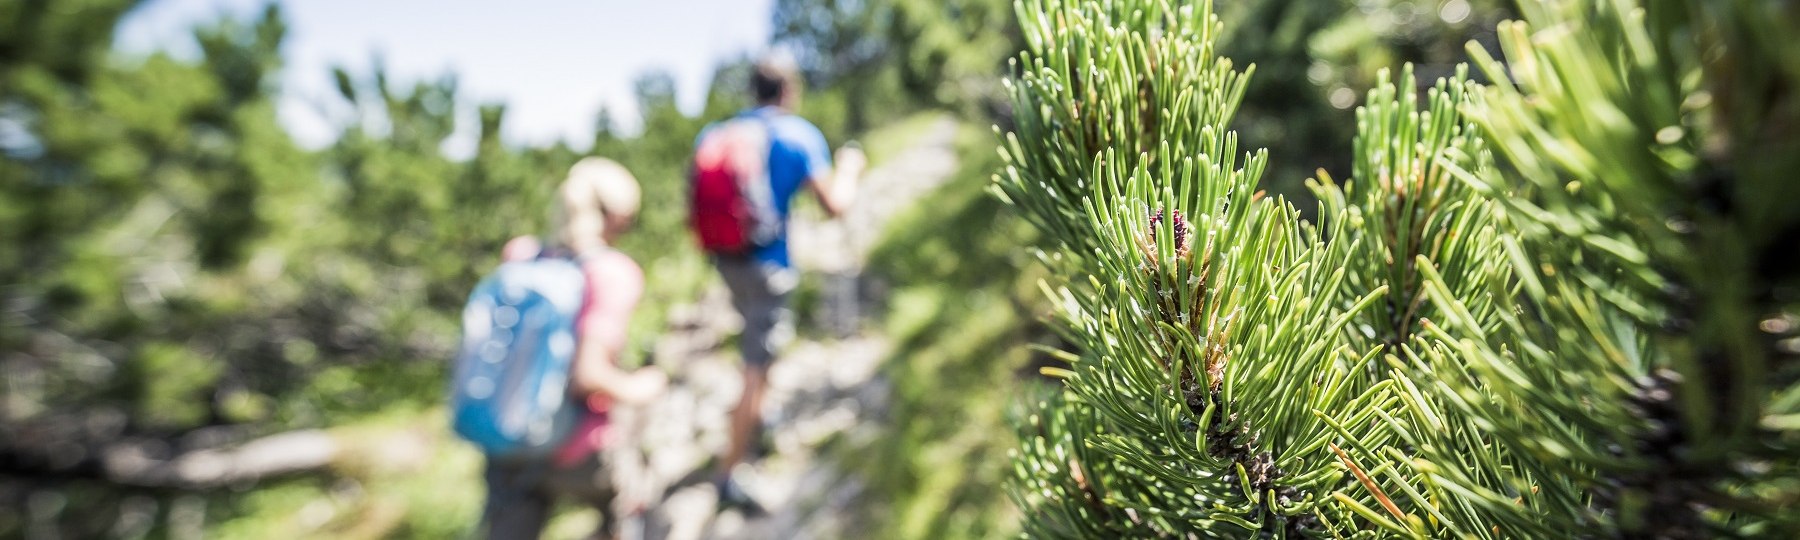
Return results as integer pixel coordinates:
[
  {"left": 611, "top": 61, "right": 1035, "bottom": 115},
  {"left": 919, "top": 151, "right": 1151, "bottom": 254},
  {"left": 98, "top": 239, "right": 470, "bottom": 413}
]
[{"left": 713, "top": 255, "right": 797, "bottom": 368}]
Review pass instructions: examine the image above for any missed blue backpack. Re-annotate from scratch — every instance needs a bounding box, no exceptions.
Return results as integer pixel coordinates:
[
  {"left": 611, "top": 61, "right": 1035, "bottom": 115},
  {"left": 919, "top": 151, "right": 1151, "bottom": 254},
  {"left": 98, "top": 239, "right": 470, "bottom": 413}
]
[{"left": 450, "top": 256, "right": 587, "bottom": 458}]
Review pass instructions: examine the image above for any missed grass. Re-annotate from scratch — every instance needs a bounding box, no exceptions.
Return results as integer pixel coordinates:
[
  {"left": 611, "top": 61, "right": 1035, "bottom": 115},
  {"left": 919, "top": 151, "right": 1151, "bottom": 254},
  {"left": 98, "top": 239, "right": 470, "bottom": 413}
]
[
  {"left": 209, "top": 405, "right": 610, "bottom": 539},
  {"left": 207, "top": 405, "right": 485, "bottom": 539}
]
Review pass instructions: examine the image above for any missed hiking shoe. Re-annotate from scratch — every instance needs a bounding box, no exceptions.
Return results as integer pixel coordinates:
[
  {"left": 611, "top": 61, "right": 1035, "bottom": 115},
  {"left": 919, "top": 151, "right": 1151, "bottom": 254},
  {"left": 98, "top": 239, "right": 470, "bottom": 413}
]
[{"left": 715, "top": 476, "right": 768, "bottom": 517}]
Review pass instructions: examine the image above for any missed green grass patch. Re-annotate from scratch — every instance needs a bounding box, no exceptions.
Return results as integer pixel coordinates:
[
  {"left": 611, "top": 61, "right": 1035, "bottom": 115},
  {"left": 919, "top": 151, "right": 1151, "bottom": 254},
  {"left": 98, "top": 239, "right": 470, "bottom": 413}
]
[{"left": 208, "top": 406, "right": 486, "bottom": 539}]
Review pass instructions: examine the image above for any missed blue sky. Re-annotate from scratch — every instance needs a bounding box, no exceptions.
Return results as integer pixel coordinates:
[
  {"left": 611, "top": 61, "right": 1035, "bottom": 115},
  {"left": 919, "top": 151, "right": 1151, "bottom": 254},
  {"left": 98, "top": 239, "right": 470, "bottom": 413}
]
[{"left": 116, "top": 0, "right": 775, "bottom": 155}]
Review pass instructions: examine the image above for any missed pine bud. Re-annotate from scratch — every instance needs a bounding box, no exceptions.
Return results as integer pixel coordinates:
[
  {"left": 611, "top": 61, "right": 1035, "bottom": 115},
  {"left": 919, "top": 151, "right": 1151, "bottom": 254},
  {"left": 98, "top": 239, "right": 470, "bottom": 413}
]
[{"left": 1144, "top": 208, "right": 1193, "bottom": 261}]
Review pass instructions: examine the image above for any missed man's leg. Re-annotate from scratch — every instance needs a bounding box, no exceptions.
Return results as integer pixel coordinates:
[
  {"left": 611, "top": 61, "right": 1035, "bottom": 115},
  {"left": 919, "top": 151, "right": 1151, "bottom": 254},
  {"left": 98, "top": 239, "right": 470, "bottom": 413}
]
[
  {"left": 711, "top": 257, "right": 793, "bottom": 492},
  {"left": 721, "top": 361, "right": 769, "bottom": 480}
]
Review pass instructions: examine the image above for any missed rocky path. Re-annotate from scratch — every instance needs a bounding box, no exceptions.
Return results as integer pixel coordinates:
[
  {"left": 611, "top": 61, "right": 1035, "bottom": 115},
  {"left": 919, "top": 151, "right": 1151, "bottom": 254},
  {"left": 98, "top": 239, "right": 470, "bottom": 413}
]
[{"left": 616, "top": 117, "right": 963, "bottom": 540}]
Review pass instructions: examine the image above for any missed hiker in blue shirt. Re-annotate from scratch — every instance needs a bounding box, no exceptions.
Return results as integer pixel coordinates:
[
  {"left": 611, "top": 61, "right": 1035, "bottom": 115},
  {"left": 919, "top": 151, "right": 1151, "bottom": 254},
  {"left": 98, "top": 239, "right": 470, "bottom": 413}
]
[{"left": 699, "top": 53, "right": 865, "bottom": 512}]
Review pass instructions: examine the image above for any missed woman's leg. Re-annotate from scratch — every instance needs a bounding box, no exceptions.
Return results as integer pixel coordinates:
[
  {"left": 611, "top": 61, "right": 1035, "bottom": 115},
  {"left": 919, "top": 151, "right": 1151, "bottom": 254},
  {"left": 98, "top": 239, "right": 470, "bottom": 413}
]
[{"left": 481, "top": 458, "right": 553, "bottom": 539}]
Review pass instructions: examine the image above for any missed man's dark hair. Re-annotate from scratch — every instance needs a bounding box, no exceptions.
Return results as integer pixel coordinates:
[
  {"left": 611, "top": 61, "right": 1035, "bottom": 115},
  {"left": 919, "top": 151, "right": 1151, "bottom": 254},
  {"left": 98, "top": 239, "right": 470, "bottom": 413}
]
[{"left": 751, "top": 56, "right": 800, "bottom": 104}]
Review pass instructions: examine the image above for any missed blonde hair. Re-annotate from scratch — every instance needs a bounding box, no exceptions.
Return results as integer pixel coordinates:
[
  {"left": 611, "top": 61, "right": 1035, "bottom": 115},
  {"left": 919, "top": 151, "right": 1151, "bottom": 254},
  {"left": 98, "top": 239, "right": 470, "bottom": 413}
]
[{"left": 555, "top": 157, "right": 640, "bottom": 254}]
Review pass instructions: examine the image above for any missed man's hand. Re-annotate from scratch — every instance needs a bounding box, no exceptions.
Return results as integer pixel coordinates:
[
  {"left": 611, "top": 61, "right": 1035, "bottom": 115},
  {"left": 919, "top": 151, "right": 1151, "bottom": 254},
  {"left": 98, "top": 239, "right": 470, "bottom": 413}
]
[
  {"left": 813, "top": 145, "right": 866, "bottom": 218},
  {"left": 834, "top": 145, "right": 867, "bottom": 179}
]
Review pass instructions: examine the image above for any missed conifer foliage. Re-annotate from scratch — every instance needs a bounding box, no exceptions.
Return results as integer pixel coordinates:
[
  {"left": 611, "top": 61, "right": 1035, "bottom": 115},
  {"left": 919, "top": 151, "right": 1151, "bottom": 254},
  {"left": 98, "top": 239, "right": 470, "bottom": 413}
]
[{"left": 1000, "top": 0, "right": 1799, "bottom": 537}]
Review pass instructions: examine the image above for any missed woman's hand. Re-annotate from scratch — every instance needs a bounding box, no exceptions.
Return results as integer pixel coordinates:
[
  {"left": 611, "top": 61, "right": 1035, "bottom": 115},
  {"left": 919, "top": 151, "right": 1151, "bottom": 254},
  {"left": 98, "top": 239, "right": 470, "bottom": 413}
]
[{"left": 617, "top": 369, "right": 668, "bottom": 405}]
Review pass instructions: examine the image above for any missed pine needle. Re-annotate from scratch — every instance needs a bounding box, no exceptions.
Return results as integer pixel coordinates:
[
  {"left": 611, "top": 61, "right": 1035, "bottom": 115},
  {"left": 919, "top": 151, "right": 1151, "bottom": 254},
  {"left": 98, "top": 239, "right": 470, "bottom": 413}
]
[{"left": 1329, "top": 443, "right": 1406, "bottom": 524}]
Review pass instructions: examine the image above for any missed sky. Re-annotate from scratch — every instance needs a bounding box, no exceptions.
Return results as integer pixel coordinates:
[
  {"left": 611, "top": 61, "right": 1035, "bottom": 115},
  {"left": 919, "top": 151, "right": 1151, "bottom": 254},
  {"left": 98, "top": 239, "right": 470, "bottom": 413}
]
[{"left": 115, "top": 0, "right": 776, "bottom": 156}]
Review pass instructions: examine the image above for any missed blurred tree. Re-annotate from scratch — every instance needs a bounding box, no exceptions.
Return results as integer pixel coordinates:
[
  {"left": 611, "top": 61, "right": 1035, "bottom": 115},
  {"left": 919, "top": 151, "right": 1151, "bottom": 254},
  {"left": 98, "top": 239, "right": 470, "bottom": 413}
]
[
  {"left": 632, "top": 70, "right": 679, "bottom": 116},
  {"left": 1215, "top": 0, "right": 1511, "bottom": 200},
  {"left": 885, "top": 0, "right": 1023, "bottom": 118},
  {"left": 0, "top": 3, "right": 347, "bottom": 536},
  {"left": 590, "top": 104, "right": 626, "bottom": 158},
  {"left": 617, "top": 70, "right": 701, "bottom": 256},
  {"left": 701, "top": 57, "right": 755, "bottom": 120},
  {"left": 771, "top": 0, "right": 890, "bottom": 131},
  {"left": 0, "top": 0, "right": 138, "bottom": 85}
]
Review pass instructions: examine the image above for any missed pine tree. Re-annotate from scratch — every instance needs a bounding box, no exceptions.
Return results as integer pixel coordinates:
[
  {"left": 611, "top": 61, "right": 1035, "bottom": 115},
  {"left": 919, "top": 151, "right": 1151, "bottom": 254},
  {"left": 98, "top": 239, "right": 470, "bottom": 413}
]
[
  {"left": 1000, "top": 0, "right": 1799, "bottom": 537},
  {"left": 1382, "top": 1, "right": 1800, "bottom": 536}
]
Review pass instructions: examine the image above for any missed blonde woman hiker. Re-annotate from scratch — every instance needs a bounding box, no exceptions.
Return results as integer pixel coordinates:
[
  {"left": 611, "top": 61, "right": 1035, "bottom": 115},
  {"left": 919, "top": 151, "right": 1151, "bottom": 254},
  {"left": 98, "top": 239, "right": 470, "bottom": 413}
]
[{"left": 450, "top": 157, "right": 668, "bottom": 539}]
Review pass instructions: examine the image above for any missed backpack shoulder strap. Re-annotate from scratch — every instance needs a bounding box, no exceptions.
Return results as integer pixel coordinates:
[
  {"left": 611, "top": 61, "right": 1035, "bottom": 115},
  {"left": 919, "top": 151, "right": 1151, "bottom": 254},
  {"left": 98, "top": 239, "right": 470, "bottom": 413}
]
[{"left": 735, "top": 108, "right": 781, "bottom": 138}]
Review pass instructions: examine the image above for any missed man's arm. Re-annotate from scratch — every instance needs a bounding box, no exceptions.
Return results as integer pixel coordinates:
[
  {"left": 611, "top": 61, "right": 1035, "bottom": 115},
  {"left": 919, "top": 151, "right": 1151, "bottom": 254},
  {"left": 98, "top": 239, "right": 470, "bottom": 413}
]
[{"left": 810, "top": 145, "right": 866, "bottom": 218}]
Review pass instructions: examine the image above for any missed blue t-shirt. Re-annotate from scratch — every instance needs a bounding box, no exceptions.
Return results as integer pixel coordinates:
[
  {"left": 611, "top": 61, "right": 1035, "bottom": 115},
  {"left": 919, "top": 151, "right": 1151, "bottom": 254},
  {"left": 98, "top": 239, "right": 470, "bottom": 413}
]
[{"left": 699, "top": 106, "right": 832, "bottom": 268}]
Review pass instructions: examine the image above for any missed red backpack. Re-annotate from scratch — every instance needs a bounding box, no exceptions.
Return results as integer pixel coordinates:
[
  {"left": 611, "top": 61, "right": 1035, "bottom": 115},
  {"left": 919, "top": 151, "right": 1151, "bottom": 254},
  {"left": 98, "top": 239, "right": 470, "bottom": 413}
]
[{"left": 690, "top": 117, "right": 780, "bottom": 254}]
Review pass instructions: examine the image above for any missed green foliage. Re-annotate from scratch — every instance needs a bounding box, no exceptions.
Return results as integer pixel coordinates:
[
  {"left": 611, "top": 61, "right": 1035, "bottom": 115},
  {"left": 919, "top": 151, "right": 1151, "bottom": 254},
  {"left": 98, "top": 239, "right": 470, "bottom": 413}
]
[
  {"left": 1003, "top": 0, "right": 1800, "bottom": 538},
  {"left": 3, "top": 1, "right": 318, "bottom": 436},
  {"left": 772, "top": 0, "right": 891, "bottom": 87},
  {"left": 774, "top": 0, "right": 1020, "bottom": 131},
  {"left": 886, "top": 0, "right": 1026, "bottom": 115},
  {"left": 860, "top": 118, "right": 1040, "bottom": 539},
  {"left": 773, "top": 0, "right": 901, "bottom": 133},
  {"left": 1317, "top": 65, "right": 1502, "bottom": 354},
  {"left": 133, "top": 342, "right": 224, "bottom": 428},
  {"left": 0, "top": 3, "right": 776, "bottom": 535},
  {"left": 1215, "top": 0, "right": 1512, "bottom": 200},
  {"left": 998, "top": 0, "right": 1256, "bottom": 259},
  {"left": 999, "top": 1, "right": 1417, "bottom": 535},
  {"left": 1390, "top": 0, "right": 1800, "bottom": 536}
]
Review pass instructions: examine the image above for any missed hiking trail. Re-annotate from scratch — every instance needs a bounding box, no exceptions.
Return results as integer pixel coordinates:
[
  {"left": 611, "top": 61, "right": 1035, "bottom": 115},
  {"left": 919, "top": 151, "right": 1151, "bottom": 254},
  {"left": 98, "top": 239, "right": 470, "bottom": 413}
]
[{"left": 616, "top": 117, "right": 963, "bottom": 540}]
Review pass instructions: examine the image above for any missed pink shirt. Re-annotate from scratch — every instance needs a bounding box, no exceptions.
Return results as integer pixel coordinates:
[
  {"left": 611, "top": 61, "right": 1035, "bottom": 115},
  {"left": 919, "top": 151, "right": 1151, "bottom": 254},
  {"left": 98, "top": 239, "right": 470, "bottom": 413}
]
[{"left": 501, "top": 237, "right": 644, "bottom": 465}]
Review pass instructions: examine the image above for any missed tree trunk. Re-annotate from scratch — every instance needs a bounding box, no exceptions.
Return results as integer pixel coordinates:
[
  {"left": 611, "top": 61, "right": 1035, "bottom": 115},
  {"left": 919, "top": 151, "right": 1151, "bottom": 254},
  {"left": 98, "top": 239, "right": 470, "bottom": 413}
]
[{"left": 98, "top": 429, "right": 339, "bottom": 489}]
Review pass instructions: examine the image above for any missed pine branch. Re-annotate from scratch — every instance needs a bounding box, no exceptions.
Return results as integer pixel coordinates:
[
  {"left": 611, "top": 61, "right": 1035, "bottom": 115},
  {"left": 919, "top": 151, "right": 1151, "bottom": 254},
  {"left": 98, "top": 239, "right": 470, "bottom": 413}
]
[
  {"left": 1407, "top": 0, "right": 1800, "bottom": 536},
  {"left": 1001, "top": 1, "right": 1415, "bottom": 536},
  {"left": 1003, "top": 0, "right": 1800, "bottom": 538}
]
